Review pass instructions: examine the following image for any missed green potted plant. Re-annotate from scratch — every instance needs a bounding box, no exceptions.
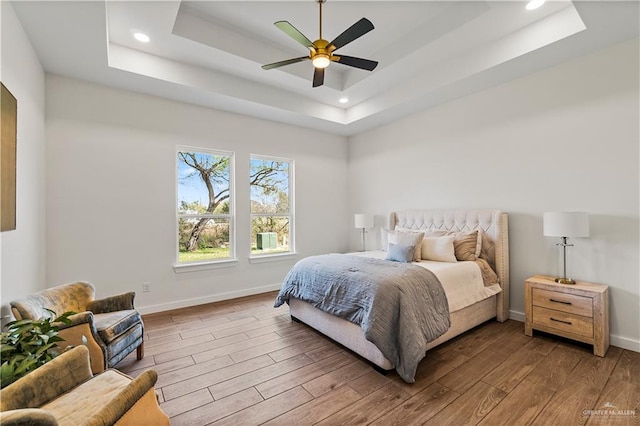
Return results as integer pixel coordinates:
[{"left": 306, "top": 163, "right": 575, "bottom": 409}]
[{"left": 0, "top": 309, "right": 75, "bottom": 387}]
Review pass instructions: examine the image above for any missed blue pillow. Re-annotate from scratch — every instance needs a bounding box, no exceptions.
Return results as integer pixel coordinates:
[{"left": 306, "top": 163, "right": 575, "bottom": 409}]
[{"left": 385, "top": 243, "right": 415, "bottom": 263}]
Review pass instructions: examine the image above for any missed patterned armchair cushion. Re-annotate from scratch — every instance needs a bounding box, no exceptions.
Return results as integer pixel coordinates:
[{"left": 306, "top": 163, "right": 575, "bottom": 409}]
[
  {"left": 87, "top": 292, "right": 135, "bottom": 314},
  {"left": 94, "top": 310, "right": 142, "bottom": 343},
  {"left": 105, "top": 324, "right": 144, "bottom": 368},
  {"left": 0, "top": 345, "right": 93, "bottom": 411},
  {"left": 10, "top": 281, "right": 145, "bottom": 374},
  {"left": 0, "top": 408, "right": 59, "bottom": 425},
  {"left": 0, "top": 346, "right": 169, "bottom": 426},
  {"left": 40, "top": 369, "right": 154, "bottom": 425},
  {"left": 10, "top": 282, "right": 95, "bottom": 320}
]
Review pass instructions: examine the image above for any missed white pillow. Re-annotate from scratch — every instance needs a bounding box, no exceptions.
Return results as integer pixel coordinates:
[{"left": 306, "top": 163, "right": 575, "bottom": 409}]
[
  {"left": 387, "top": 230, "right": 424, "bottom": 262},
  {"left": 421, "top": 235, "right": 458, "bottom": 262},
  {"left": 426, "top": 229, "right": 482, "bottom": 261}
]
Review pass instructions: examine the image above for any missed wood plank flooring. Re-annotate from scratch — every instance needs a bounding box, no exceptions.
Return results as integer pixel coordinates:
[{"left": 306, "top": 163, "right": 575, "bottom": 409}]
[{"left": 117, "top": 292, "right": 640, "bottom": 425}]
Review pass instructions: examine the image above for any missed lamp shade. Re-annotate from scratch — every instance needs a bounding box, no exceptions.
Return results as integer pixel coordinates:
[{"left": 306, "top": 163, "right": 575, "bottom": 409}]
[
  {"left": 354, "top": 213, "right": 374, "bottom": 229},
  {"left": 543, "top": 212, "right": 589, "bottom": 237}
]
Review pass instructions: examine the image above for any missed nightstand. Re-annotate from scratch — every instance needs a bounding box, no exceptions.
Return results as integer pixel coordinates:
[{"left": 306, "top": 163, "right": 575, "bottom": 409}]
[{"left": 525, "top": 275, "right": 609, "bottom": 356}]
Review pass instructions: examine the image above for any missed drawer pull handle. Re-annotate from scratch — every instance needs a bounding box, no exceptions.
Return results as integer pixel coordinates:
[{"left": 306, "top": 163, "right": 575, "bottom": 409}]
[
  {"left": 550, "top": 317, "right": 572, "bottom": 325},
  {"left": 550, "top": 298, "right": 572, "bottom": 305}
]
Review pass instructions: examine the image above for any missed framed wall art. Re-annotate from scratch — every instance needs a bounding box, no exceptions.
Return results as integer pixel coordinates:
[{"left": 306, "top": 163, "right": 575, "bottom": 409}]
[{"left": 1, "top": 82, "right": 17, "bottom": 232}]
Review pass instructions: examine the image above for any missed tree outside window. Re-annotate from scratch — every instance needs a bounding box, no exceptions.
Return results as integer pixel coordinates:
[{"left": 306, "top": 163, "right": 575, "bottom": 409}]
[
  {"left": 250, "top": 156, "right": 294, "bottom": 255},
  {"left": 177, "top": 148, "right": 234, "bottom": 263}
]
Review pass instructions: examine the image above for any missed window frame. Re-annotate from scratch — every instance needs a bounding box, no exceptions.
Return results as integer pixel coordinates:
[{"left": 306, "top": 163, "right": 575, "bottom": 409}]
[
  {"left": 174, "top": 146, "right": 236, "bottom": 271},
  {"left": 249, "top": 154, "right": 295, "bottom": 260}
]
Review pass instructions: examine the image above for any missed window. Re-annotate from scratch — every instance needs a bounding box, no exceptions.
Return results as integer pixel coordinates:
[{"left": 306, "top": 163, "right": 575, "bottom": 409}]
[
  {"left": 250, "top": 155, "right": 294, "bottom": 256},
  {"left": 177, "top": 148, "right": 234, "bottom": 264}
]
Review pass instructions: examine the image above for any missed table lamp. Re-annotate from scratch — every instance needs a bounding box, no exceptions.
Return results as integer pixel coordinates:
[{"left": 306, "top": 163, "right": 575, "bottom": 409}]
[
  {"left": 354, "top": 214, "right": 374, "bottom": 252},
  {"left": 543, "top": 212, "right": 589, "bottom": 284}
]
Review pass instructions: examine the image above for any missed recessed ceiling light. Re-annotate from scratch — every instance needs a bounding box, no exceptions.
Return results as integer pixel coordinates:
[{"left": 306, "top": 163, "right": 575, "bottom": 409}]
[
  {"left": 526, "top": 0, "right": 545, "bottom": 10},
  {"left": 339, "top": 97, "right": 349, "bottom": 104},
  {"left": 133, "top": 32, "right": 150, "bottom": 43}
]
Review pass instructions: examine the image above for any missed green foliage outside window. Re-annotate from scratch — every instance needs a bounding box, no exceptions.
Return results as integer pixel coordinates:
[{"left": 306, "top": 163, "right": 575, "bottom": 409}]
[
  {"left": 176, "top": 149, "right": 294, "bottom": 262},
  {"left": 250, "top": 157, "right": 293, "bottom": 254},
  {"left": 177, "top": 150, "right": 232, "bottom": 263}
]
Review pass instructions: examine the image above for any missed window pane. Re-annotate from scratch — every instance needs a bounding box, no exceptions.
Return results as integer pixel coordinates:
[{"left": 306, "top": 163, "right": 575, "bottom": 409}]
[
  {"left": 177, "top": 149, "right": 233, "bottom": 264},
  {"left": 250, "top": 159, "right": 289, "bottom": 214},
  {"left": 179, "top": 217, "right": 230, "bottom": 262},
  {"left": 251, "top": 217, "right": 289, "bottom": 254},
  {"left": 178, "top": 151, "right": 230, "bottom": 215}
]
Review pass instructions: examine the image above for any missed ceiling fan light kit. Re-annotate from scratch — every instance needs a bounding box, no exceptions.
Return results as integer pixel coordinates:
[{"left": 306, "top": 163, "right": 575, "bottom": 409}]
[
  {"left": 312, "top": 54, "right": 330, "bottom": 69},
  {"left": 262, "top": 0, "right": 378, "bottom": 87}
]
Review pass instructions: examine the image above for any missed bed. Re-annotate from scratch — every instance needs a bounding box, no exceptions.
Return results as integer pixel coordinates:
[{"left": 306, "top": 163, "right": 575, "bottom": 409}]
[{"left": 278, "top": 209, "right": 509, "bottom": 382}]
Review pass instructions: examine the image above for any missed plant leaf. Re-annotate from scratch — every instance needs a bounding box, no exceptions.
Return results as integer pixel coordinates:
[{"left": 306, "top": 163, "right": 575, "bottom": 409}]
[
  {"left": 0, "top": 307, "right": 70, "bottom": 383},
  {"left": 14, "top": 357, "right": 37, "bottom": 375}
]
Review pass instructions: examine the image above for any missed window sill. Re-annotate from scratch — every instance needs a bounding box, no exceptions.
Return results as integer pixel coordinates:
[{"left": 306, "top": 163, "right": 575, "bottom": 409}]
[
  {"left": 249, "top": 252, "right": 298, "bottom": 264},
  {"left": 173, "top": 259, "right": 238, "bottom": 273}
]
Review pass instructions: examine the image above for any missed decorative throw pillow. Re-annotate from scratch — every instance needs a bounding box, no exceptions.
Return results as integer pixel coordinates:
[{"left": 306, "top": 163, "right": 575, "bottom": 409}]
[
  {"left": 450, "top": 230, "right": 481, "bottom": 261},
  {"left": 385, "top": 243, "right": 415, "bottom": 263},
  {"left": 476, "top": 257, "right": 499, "bottom": 286},
  {"left": 479, "top": 232, "right": 495, "bottom": 266},
  {"left": 427, "top": 229, "right": 481, "bottom": 261},
  {"left": 392, "top": 227, "right": 426, "bottom": 261},
  {"left": 420, "top": 235, "right": 457, "bottom": 262},
  {"left": 387, "top": 230, "right": 424, "bottom": 261}
]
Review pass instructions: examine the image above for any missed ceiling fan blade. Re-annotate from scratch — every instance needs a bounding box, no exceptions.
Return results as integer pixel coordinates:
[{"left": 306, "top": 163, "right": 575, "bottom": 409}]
[
  {"left": 262, "top": 56, "right": 309, "bottom": 70},
  {"left": 312, "top": 67, "right": 325, "bottom": 88},
  {"left": 329, "top": 18, "right": 374, "bottom": 50},
  {"left": 274, "top": 21, "right": 315, "bottom": 50},
  {"left": 334, "top": 55, "right": 378, "bottom": 71}
]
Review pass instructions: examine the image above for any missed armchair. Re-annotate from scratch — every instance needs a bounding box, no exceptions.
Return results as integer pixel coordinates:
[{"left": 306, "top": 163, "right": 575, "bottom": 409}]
[
  {"left": 10, "top": 281, "right": 144, "bottom": 374},
  {"left": 0, "top": 345, "right": 170, "bottom": 425}
]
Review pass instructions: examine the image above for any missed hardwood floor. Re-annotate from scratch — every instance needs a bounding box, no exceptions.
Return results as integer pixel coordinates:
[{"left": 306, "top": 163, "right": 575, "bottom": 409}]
[{"left": 118, "top": 292, "right": 640, "bottom": 425}]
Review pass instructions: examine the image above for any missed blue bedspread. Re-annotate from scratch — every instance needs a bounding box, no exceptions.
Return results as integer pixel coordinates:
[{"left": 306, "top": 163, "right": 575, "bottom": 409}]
[{"left": 274, "top": 254, "right": 450, "bottom": 382}]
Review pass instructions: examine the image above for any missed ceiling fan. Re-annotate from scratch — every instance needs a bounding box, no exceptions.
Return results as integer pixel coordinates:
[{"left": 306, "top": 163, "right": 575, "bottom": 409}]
[{"left": 262, "top": 0, "right": 378, "bottom": 88}]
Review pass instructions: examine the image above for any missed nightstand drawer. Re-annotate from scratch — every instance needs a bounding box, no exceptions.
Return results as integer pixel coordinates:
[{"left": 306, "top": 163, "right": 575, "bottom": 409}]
[
  {"left": 532, "top": 288, "right": 593, "bottom": 317},
  {"left": 532, "top": 306, "right": 593, "bottom": 338}
]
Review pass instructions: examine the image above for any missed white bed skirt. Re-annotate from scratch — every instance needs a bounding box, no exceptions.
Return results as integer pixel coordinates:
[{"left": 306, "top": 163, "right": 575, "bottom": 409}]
[{"left": 289, "top": 295, "right": 497, "bottom": 371}]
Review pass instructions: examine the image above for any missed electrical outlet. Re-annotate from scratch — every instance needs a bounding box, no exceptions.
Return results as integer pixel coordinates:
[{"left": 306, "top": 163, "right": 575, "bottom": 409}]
[{"left": 143, "top": 282, "right": 151, "bottom": 293}]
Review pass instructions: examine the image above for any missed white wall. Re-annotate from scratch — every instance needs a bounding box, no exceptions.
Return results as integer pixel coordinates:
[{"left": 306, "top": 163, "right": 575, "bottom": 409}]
[
  {"left": 45, "top": 75, "right": 349, "bottom": 313},
  {"left": 348, "top": 39, "right": 639, "bottom": 351},
  {"left": 0, "top": 2, "right": 46, "bottom": 324}
]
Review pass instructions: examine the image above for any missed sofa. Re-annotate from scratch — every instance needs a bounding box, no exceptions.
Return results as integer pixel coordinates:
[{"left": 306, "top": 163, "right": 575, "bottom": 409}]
[
  {"left": 10, "top": 281, "right": 144, "bottom": 374},
  {"left": 0, "top": 345, "right": 170, "bottom": 425}
]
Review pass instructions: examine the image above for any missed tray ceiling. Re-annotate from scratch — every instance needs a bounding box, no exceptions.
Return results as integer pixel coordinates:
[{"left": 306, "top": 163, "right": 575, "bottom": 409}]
[{"left": 10, "top": 1, "right": 640, "bottom": 135}]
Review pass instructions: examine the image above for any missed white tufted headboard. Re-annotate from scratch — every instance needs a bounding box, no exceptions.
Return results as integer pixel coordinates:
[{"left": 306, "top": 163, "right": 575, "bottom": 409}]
[{"left": 390, "top": 209, "right": 510, "bottom": 321}]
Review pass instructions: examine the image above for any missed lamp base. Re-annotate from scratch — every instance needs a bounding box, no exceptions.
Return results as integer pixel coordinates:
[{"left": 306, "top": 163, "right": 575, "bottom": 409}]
[{"left": 555, "top": 277, "right": 576, "bottom": 285}]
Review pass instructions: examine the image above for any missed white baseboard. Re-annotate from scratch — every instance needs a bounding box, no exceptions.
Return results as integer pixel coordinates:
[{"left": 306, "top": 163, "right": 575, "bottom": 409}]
[
  {"left": 136, "top": 283, "right": 282, "bottom": 315},
  {"left": 610, "top": 334, "right": 640, "bottom": 353},
  {"left": 509, "top": 309, "right": 525, "bottom": 322},
  {"left": 509, "top": 309, "right": 639, "bottom": 353}
]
